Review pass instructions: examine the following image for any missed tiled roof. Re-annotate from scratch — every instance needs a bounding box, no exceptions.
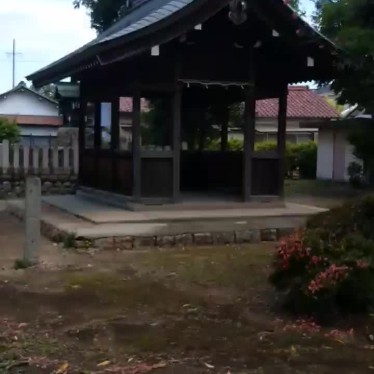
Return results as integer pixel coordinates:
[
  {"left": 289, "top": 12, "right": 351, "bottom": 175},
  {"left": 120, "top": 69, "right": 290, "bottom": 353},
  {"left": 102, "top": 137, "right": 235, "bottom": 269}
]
[
  {"left": 256, "top": 86, "right": 339, "bottom": 119},
  {"left": 119, "top": 97, "right": 149, "bottom": 112},
  {"left": 0, "top": 115, "right": 63, "bottom": 127}
]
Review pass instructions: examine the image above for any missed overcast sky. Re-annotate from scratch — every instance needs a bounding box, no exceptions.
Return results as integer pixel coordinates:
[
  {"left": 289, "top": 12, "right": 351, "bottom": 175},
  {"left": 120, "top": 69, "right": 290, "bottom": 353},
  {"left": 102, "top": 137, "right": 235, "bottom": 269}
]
[{"left": 0, "top": 0, "right": 315, "bottom": 93}]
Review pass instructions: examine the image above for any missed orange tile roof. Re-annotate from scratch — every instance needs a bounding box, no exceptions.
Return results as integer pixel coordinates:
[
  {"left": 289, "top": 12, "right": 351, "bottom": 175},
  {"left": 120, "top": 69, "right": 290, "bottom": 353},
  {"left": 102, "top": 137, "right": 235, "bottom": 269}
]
[
  {"left": 0, "top": 115, "right": 63, "bottom": 126},
  {"left": 256, "top": 86, "right": 339, "bottom": 119}
]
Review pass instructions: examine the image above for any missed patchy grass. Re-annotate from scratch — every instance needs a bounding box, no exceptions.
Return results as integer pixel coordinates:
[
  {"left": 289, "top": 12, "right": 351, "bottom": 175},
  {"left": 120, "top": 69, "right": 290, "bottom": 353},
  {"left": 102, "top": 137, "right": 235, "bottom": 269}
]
[
  {"left": 0, "top": 244, "right": 373, "bottom": 373},
  {"left": 62, "top": 233, "right": 76, "bottom": 249},
  {"left": 13, "top": 258, "right": 34, "bottom": 270}
]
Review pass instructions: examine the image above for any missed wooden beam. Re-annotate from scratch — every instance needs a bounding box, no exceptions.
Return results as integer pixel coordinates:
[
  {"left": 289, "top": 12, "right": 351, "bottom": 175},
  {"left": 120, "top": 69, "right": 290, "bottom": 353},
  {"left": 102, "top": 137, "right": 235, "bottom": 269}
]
[
  {"left": 277, "top": 85, "right": 288, "bottom": 197},
  {"left": 243, "top": 52, "right": 256, "bottom": 201},
  {"left": 132, "top": 89, "right": 142, "bottom": 200}
]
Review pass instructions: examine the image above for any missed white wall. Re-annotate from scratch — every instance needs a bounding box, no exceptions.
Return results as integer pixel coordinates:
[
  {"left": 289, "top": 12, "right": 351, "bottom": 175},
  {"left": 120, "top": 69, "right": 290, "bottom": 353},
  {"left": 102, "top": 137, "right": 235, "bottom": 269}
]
[
  {"left": 0, "top": 90, "right": 58, "bottom": 116},
  {"left": 20, "top": 126, "right": 58, "bottom": 137},
  {"left": 317, "top": 130, "right": 334, "bottom": 180}
]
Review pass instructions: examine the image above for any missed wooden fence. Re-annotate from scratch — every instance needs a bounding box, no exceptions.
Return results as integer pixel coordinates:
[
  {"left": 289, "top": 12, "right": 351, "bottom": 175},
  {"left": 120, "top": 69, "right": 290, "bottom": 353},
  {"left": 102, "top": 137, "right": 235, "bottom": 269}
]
[{"left": 0, "top": 140, "right": 79, "bottom": 176}]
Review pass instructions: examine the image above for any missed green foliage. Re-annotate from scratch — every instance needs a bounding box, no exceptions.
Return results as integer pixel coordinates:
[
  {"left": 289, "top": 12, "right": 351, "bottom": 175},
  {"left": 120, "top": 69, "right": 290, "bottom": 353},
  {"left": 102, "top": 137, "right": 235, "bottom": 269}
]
[
  {"left": 73, "top": 0, "right": 125, "bottom": 33},
  {"left": 206, "top": 138, "right": 243, "bottom": 151},
  {"left": 14, "top": 258, "right": 34, "bottom": 270},
  {"left": 348, "top": 120, "right": 374, "bottom": 183},
  {"left": 316, "top": 0, "right": 374, "bottom": 113},
  {"left": 254, "top": 141, "right": 317, "bottom": 179},
  {"left": 205, "top": 139, "right": 317, "bottom": 178},
  {"left": 347, "top": 161, "right": 366, "bottom": 188},
  {"left": 0, "top": 118, "right": 20, "bottom": 143},
  {"left": 296, "top": 141, "right": 317, "bottom": 179},
  {"left": 288, "top": 0, "right": 306, "bottom": 16},
  {"left": 270, "top": 196, "right": 374, "bottom": 320},
  {"left": 63, "top": 233, "right": 77, "bottom": 249}
]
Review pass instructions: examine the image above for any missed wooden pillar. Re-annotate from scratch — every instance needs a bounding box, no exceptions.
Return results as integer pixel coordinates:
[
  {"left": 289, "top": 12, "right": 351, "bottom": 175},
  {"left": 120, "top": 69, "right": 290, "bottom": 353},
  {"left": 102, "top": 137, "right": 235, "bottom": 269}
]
[
  {"left": 173, "top": 85, "right": 182, "bottom": 202},
  {"left": 220, "top": 107, "right": 229, "bottom": 152},
  {"left": 277, "top": 85, "right": 288, "bottom": 197},
  {"left": 78, "top": 101, "right": 86, "bottom": 186},
  {"left": 94, "top": 102, "right": 101, "bottom": 148},
  {"left": 132, "top": 89, "right": 141, "bottom": 200},
  {"left": 243, "top": 52, "right": 256, "bottom": 201},
  {"left": 111, "top": 97, "right": 120, "bottom": 191},
  {"left": 111, "top": 98, "right": 119, "bottom": 150},
  {"left": 94, "top": 102, "right": 101, "bottom": 188},
  {"left": 172, "top": 51, "right": 182, "bottom": 202}
]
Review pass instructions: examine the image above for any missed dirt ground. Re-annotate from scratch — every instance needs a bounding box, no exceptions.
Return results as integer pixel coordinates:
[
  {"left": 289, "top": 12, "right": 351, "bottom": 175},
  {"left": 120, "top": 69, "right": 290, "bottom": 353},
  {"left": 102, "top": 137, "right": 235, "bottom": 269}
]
[{"left": 0, "top": 207, "right": 373, "bottom": 373}]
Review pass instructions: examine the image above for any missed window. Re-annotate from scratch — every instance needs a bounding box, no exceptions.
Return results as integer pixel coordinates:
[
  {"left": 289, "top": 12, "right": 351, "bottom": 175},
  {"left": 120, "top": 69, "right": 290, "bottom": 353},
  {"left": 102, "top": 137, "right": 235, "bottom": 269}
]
[
  {"left": 119, "top": 97, "right": 133, "bottom": 151},
  {"left": 100, "top": 102, "right": 112, "bottom": 149},
  {"left": 84, "top": 102, "right": 95, "bottom": 149}
]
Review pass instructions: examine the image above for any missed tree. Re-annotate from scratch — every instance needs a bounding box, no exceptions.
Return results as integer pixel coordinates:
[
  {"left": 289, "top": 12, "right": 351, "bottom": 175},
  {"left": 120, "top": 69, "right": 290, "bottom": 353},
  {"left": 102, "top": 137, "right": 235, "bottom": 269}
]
[
  {"left": 73, "top": 0, "right": 126, "bottom": 33},
  {"left": 0, "top": 118, "right": 20, "bottom": 143},
  {"left": 30, "top": 84, "right": 56, "bottom": 99},
  {"left": 288, "top": 0, "right": 306, "bottom": 16},
  {"left": 315, "top": 0, "right": 374, "bottom": 113},
  {"left": 315, "top": 0, "right": 374, "bottom": 182}
]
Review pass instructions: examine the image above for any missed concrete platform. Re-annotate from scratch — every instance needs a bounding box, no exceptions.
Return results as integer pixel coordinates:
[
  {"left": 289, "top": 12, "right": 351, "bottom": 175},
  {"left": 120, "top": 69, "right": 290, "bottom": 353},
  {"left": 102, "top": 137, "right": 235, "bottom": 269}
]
[{"left": 7, "top": 195, "right": 327, "bottom": 249}]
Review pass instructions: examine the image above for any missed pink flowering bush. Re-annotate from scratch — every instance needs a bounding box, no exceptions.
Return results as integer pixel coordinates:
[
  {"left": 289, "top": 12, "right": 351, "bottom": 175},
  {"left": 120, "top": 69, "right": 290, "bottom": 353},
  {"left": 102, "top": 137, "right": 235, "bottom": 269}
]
[{"left": 270, "top": 197, "right": 374, "bottom": 319}]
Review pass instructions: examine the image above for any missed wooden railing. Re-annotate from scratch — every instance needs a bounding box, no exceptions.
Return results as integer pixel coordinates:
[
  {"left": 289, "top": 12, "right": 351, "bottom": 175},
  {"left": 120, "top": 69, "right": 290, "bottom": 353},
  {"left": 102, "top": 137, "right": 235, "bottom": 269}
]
[{"left": 0, "top": 140, "right": 79, "bottom": 176}]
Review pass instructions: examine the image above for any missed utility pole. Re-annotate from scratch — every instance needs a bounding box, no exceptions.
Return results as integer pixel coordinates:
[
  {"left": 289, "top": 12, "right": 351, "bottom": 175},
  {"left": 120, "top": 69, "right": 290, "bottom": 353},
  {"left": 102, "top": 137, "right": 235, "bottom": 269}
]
[
  {"left": 6, "top": 39, "right": 22, "bottom": 88},
  {"left": 12, "top": 39, "right": 16, "bottom": 88}
]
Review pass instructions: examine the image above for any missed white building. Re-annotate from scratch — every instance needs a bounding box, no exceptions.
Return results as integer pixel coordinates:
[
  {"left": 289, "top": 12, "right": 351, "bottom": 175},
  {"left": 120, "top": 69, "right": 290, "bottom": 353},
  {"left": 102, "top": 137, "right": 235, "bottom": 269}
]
[{"left": 0, "top": 82, "right": 62, "bottom": 146}]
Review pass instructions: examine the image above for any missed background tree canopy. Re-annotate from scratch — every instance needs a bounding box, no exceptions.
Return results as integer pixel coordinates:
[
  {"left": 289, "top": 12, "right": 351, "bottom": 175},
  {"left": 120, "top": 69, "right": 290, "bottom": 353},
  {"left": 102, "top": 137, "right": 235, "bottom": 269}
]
[
  {"left": 315, "top": 0, "right": 374, "bottom": 182},
  {"left": 73, "top": 0, "right": 126, "bottom": 33},
  {"left": 315, "top": 0, "right": 374, "bottom": 113}
]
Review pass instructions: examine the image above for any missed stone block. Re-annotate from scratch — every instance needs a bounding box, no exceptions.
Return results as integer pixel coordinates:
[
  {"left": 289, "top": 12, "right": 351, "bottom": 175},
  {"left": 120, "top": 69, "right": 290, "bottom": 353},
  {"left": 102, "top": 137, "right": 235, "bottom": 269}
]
[
  {"left": 194, "top": 233, "right": 213, "bottom": 246},
  {"left": 212, "top": 232, "right": 235, "bottom": 245},
  {"left": 175, "top": 234, "right": 193, "bottom": 247},
  {"left": 261, "top": 229, "right": 278, "bottom": 242},
  {"left": 235, "top": 229, "right": 261, "bottom": 244},
  {"left": 133, "top": 236, "right": 156, "bottom": 248},
  {"left": 24, "top": 176, "right": 41, "bottom": 263},
  {"left": 156, "top": 235, "right": 176, "bottom": 248},
  {"left": 115, "top": 236, "right": 134, "bottom": 250}
]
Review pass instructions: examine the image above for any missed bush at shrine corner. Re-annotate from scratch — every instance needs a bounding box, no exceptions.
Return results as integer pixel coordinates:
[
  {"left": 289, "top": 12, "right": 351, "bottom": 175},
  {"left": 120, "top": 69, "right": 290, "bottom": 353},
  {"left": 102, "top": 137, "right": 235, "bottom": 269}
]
[
  {"left": 0, "top": 118, "right": 20, "bottom": 143},
  {"left": 270, "top": 196, "right": 374, "bottom": 321}
]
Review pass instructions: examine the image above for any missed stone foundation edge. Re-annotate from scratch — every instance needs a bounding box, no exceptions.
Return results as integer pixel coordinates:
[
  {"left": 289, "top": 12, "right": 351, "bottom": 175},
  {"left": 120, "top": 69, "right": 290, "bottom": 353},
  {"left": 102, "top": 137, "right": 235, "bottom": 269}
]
[{"left": 8, "top": 204, "right": 296, "bottom": 250}]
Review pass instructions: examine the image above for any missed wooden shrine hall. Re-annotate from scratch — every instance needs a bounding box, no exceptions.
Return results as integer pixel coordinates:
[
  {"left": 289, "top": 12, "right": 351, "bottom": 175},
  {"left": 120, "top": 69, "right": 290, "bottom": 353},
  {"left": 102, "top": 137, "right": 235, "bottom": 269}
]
[{"left": 28, "top": 0, "right": 336, "bottom": 205}]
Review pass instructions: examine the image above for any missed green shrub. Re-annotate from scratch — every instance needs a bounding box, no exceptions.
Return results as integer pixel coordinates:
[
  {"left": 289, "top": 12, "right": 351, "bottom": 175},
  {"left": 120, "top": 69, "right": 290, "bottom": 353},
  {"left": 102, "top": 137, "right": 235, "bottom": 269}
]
[
  {"left": 0, "top": 118, "right": 20, "bottom": 143},
  {"left": 255, "top": 141, "right": 317, "bottom": 178},
  {"left": 295, "top": 141, "right": 317, "bottom": 179},
  {"left": 206, "top": 138, "right": 244, "bottom": 151},
  {"left": 347, "top": 161, "right": 366, "bottom": 189},
  {"left": 270, "top": 196, "right": 374, "bottom": 320}
]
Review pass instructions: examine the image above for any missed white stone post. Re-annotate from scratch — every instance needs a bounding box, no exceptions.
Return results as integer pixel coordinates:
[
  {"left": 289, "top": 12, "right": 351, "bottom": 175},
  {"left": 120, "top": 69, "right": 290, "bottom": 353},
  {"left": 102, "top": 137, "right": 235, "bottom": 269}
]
[
  {"left": 24, "top": 176, "right": 41, "bottom": 264},
  {"left": 2, "top": 140, "right": 9, "bottom": 175}
]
